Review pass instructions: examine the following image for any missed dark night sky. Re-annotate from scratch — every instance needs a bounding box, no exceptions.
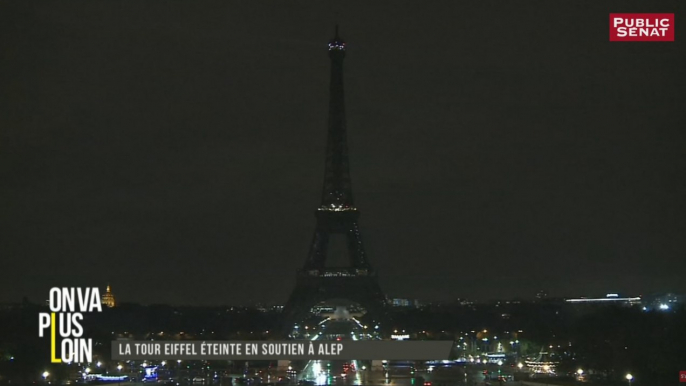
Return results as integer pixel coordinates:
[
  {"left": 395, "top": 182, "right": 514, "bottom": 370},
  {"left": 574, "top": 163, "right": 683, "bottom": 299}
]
[{"left": 1, "top": 1, "right": 685, "bottom": 306}]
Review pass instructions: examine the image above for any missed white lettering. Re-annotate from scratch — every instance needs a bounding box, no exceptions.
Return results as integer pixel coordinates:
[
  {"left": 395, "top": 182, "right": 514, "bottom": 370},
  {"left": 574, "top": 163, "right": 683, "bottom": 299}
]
[
  {"left": 63, "top": 288, "right": 75, "bottom": 312},
  {"left": 71, "top": 313, "right": 84, "bottom": 337},
  {"left": 89, "top": 288, "right": 102, "bottom": 312},
  {"left": 49, "top": 288, "right": 61, "bottom": 312},
  {"left": 38, "top": 313, "right": 50, "bottom": 337}
]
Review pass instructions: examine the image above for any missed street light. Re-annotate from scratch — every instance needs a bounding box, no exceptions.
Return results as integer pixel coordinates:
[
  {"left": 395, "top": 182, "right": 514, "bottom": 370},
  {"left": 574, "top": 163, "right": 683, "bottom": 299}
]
[
  {"left": 117, "top": 365, "right": 123, "bottom": 371},
  {"left": 42, "top": 371, "right": 49, "bottom": 379},
  {"left": 626, "top": 373, "right": 633, "bottom": 385},
  {"left": 517, "top": 363, "right": 524, "bottom": 370},
  {"left": 577, "top": 369, "right": 583, "bottom": 375}
]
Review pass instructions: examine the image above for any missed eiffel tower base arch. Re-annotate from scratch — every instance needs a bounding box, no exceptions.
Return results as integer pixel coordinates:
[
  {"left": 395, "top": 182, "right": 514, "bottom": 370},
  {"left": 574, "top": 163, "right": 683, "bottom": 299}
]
[{"left": 280, "top": 272, "right": 387, "bottom": 337}]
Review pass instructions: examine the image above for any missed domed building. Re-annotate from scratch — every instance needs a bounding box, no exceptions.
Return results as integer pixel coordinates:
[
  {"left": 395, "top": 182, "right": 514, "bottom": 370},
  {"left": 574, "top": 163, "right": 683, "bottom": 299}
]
[{"left": 102, "top": 284, "right": 116, "bottom": 308}]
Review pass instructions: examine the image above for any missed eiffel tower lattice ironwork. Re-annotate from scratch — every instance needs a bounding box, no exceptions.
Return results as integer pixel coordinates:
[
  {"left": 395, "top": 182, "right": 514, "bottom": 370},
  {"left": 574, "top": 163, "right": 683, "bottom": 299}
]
[{"left": 281, "top": 28, "right": 387, "bottom": 332}]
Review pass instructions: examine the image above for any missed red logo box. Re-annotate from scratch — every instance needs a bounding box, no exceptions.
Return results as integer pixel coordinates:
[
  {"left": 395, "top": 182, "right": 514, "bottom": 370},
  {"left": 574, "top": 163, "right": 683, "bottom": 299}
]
[
  {"left": 680, "top": 371, "right": 686, "bottom": 382},
  {"left": 610, "top": 13, "right": 674, "bottom": 41}
]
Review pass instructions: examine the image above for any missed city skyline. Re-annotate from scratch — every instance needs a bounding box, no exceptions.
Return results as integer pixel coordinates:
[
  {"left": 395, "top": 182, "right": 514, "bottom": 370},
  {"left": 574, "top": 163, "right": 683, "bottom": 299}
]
[
  {"left": 1, "top": 1, "right": 686, "bottom": 306},
  {"left": 5, "top": 282, "right": 685, "bottom": 309}
]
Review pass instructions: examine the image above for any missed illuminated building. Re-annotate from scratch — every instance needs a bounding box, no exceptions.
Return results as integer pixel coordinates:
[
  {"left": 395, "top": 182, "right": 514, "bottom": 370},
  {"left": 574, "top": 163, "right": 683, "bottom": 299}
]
[
  {"left": 392, "top": 298, "right": 411, "bottom": 307},
  {"left": 391, "top": 298, "right": 421, "bottom": 308},
  {"left": 525, "top": 349, "right": 558, "bottom": 374},
  {"left": 102, "top": 284, "right": 116, "bottom": 308},
  {"left": 565, "top": 293, "right": 641, "bottom": 306},
  {"left": 642, "top": 292, "right": 681, "bottom": 311}
]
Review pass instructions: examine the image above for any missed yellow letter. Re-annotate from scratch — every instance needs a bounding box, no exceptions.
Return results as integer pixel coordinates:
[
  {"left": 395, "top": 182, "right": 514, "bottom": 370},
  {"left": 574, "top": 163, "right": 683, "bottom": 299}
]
[{"left": 51, "top": 313, "right": 62, "bottom": 363}]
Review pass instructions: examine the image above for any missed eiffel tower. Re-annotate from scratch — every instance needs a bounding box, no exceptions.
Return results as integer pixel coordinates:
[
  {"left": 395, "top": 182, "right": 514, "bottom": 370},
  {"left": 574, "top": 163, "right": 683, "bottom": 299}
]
[{"left": 281, "top": 27, "right": 386, "bottom": 333}]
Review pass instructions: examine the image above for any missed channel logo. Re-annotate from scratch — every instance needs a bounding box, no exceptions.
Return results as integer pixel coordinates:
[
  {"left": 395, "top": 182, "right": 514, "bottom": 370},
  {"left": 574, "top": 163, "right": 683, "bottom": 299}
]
[
  {"left": 610, "top": 13, "right": 674, "bottom": 41},
  {"left": 38, "top": 287, "right": 103, "bottom": 363}
]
